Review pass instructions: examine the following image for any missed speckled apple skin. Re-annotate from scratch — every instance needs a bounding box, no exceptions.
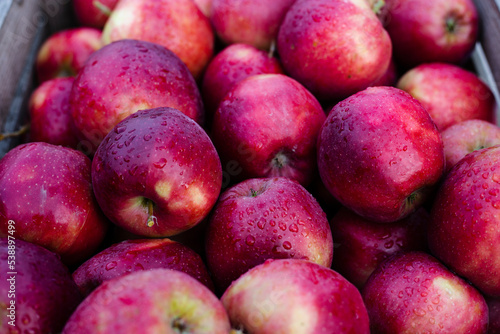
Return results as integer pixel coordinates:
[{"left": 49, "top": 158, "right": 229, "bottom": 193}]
[
  {"left": 317, "top": 86, "right": 445, "bottom": 223},
  {"left": 429, "top": 145, "right": 500, "bottom": 297},
  {"left": 92, "top": 107, "right": 222, "bottom": 238},
  {"left": 102, "top": 0, "right": 214, "bottom": 79},
  {"left": 205, "top": 177, "right": 333, "bottom": 292},
  {"left": 63, "top": 269, "right": 231, "bottom": 334},
  {"left": 0, "top": 239, "right": 82, "bottom": 334},
  {"left": 0, "top": 142, "right": 109, "bottom": 265},
  {"left": 222, "top": 259, "right": 369, "bottom": 334},
  {"left": 362, "top": 251, "right": 488, "bottom": 333},
  {"left": 73, "top": 238, "right": 215, "bottom": 296},
  {"left": 397, "top": 63, "right": 496, "bottom": 131},
  {"left": 73, "top": 0, "right": 118, "bottom": 28},
  {"left": 70, "top": 39, "right": 204, "bottom": 151},
  {"left": 277, "top": 0, "right": 392, "bottom": 102}
]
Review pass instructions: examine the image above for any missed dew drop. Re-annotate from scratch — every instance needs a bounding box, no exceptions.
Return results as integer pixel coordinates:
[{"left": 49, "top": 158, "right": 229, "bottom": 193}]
[
  {"left": 154, "top": 158, "right": 167, "bottom": 169},
  {"left": 115, "top": 125, "right": 127, "bottom": 134},
  {"left": 144, "top": 134, "right": 152, "bottom": 141},
  {"left": 106, "top": 261, "right": 117, "bottom": 270},
  {"left": 245, "top": 236, "right": 256, "bottom": 246},
  {"left": 289, "top": 224, "right": 298, "bottom": 232},
  {"left": 283, "top": 241, "right": 292, "bottom": 250}
]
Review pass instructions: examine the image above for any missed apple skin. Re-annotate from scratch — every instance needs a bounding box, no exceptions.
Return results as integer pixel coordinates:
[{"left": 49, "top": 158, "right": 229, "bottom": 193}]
[
  {"left": 370, "top": 57, "right": 398, "bottom": 87},
  {"left": 62, "top": 269, "right": 232, "bottom": 334},
  {"left": 487, "top": 297, "right": 500, "bottom": 333},
  {"left": 92, "top": 107, "right": 222, "bottom": 238},
  {"left": 331, "top": 207, "right": 429, "bottom": 289},
  {"left": 397, "top": 63, "right": 496, "bottom": 131},
  {"left": 211, "top": 74, "right": 326, "bottom": 187},
  {"left": 441, "top": 119, "right": 500, "bottom": 172},
  {"left": 428, "top": 145, "right": 500, "bottom": 297},
  {"left": 72, "top": 0, "right": 118, "bottom": 28},
  {"left": 210, "top": 0, "right": 295, "bottom": 50},
  {"left": 193, "top": 0, "right": 213, "bottom": 17},
  {"left": 70, "top": 39, "right": 204, "bottom": 151},
  {"left": 102, "top": 0, "right": 214, "bottom": 79},
  {"left": 205, "top": 177, "right": 333, "bottom": 293},
  {"left": 221, "top": 259, "right": 370, "bottom": 334},
  {"left": 28, "top": 77, "right": 80, "bottom": 148},
  {"left": 384, "top": 0, "right": 479, "bottom": 69},
  {"left": 362, "top": 251, "right": 488, "bottom": 333},
  {"left": 36, "top": 27, "right": 102, "bottom": 83},
  {"left": 277, "top": 0, "right": 392, "bottom": 102},
  {"left": 317, "top": 86, "right": 445, "bottom": 223},
  {"left": 0, "top": 142, "right": 109, "bottom": 265},
  {"left": 201, "top": 43, "right": 283, "bottom": 118},
  {"left": 72, "top": 238, "right": 214, "bottom": 297}
]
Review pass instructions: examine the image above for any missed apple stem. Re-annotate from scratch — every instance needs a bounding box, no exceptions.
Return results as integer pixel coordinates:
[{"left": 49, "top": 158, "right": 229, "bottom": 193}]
[
  {"left": 268, "top": 40, "right": 276, "bottom": 58},
  {"left": 146, "top": 200, "right": 157, "bottom": 227},
  {"left": 0, "top": 123, "right": 30, "bottom": 141},
  {"left": 445, "top": 17, "right": 456, "bottom": 33},
  {"left": 93, "top": 0, "right": 112, "bottom": 17},
  {"left": 372, "top": 0, "right": 385, "bottom": 15},
  {"left": 250, "top": 188, "right": 259, "bottom": 197}
]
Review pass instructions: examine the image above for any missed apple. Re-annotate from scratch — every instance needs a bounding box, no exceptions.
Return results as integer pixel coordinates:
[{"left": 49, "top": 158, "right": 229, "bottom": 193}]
[
  {"left": 62, "top": 269, "right": 231, "bottom": 334},
  {"left": 194, "top": 0, "right": 213, "bottom": 17},
  {"left": 35, "top": 27, "right": 102, "bottom": 83},
  {"left": 221, "top": 259, "right": 370, "bottom": 333},
  {"left": 487, "top": 297, "right": 500, "bottom": 333},
  {"left": 102, "top": 0, "right": 214, "bottom": 79},
  {"left": 428, "top": 145, "right": 500, "bottom": 297},
  {"left": 28, "top": 77, "right": 80, "bottom": 148},
  {"left": 383, "top": 0, "right": 479, "bottom": 69},
  {"left": 92, "top": 107, "right": 222, "bottom": 238},
  {"left": 201, "top": 43, "right": 283, "bottom": 118},
  {"left": 0, "top": 238, "right": 82, "bottom": 334},
  {"left": 370, "top": 57, "right": 398, "bottom": 87},
  {"left": 331, "top": 207, "right": 429, "bottom": 289},
  {"left": 441, "top": 119, "right": 500, "bottom": 172},
  {"left": 362, "top": 251, "right": 488, "bottom": 333},
  {"left": 0, "top": 142, "right": 109, "bottom": 265},
  {"left": 211, "top": 74, "right": 326, "bottom": 187},
  {"left": 70, "top": 39, "right": 204, "bottom": 151},
  {"left": 210, "top": 0, "right": 296, "bottom": 50},
  {"left": 317, "top": 86, "right": 445, "bottom": 223},
  {"left": 72, "top": 0, "right": 118, "bottom": 28},
  {"left": 397, "top": 62, "right": 496, "bottom": 131},
  {"left": 277, "top": 0, "right": 392, "bottom": 102},
  {"left": 72, "top": 238, "right": 214, "bottom": 296},
  {"left": 205, "top": 177, "right": 333, "bottom": 292}
]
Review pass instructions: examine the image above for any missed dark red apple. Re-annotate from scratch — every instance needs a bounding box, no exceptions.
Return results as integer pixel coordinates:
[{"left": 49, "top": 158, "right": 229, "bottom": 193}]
[
  {"left": 487, "top": 297, "right": 500, "bottom": 333},
  {"left": 72, "top": 0, "right": 118, "bottom": 28},
  {"left": 194, "top": 0, "right": 213, "bottom": 17},
  {"left": 370, "top": 57, "right": 398, "bottom": 87}
]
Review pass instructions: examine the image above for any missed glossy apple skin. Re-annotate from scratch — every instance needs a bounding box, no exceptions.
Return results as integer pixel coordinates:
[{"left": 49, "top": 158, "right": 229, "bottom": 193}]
[
  {"left": 36, "top": 27, "right": 102, "bottom": 83},
  {"left": 63, "top": 269, "right": 231, "bottom": 334},
  {"left": 102, "top": 0, "right": 214, "bottom": 79},
  {"left": 317, "top": 86, "right": 445, "bottom": 223},
  {"left": 28, "top": 77, "right": 80, "bottom": 148},
  {"left": 212, "top": 74, "right": 326, "bottom": 187},
  {"left": 92, "top": 107, "right": 222, "bottom": 238},
  {"left": 362, "top": 251, "right": 488, "bottom": 333},
  {"left": 428, "top": 145, "right": 500, "bottom": 297},
  {"left": 205, "top": 177, "right": 333, "bottom": 293},
  {"left": 0, "top": 238, "right": 82, "bottom": 334},
  {"left": 222, "top": 259, "right": 370, "bottom": 334},
  {"left": 201, "top": 43, "right": 283, "bottom": 118},
  {"left": 441, "top": 119, "right": 500, "bottom": 172},
  {"left": 73, "top": 0, "right": 118, "bottom": 28},
  {"left": 277, "top": 0, "right": 392, "bottom": 102},
  {"left": 331, "top": 207, "right": 428, "bottom": 289},
  {"left": 384, "top": 0, "right": 479, "bottom": 69},
  {"left": 0, "top": 142, "right": 109, "bottom": 265},
  {"left": 397, "top": 63, "right": 496, "bottom": 131},
  {"left": 210, "top": 0, "right": 295, "bottom": 50},
  {"left": 70, "top": 39, "right": 204, "bottom": 151},
  {"left": 487, "top": 297, "right": 500, "bottom": 333}
]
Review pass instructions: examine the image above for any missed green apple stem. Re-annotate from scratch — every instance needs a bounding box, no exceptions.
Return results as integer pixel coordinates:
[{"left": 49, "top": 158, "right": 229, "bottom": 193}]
[
  {"left": 93, "top": 1, "right": 112, "bottom": 17},
  {"left": 0, "top": 123, "right": 30, "bottom": 141},
  {"left": 146, "top": 199, "right": 157, "bottom": 227},
  {"left": 445, "top": 16, "right": 457, "bottom": 33},
  {"left": 372, "top": 0, "right": 386, "bottom": 15}
]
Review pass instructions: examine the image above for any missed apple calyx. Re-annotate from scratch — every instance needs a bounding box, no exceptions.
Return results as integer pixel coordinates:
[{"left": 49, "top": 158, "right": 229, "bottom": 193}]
[
  {"left": 402, "top": 187, "right": 429, "bottom": 218},
  {"left": 229, "top": 326, "right": 248, "bottom": 334},
  {"left": 445, "top": 15, "right": 458, "bottom": 34},
  {"left": 144, "top": 198, "right": 158, "bottom": 227},
  {"left": 93, "top": 0, "right": 112, "bottom": 17},
  {"left": 171, "top": 317, "right": 189, "bottom": 333},
  {"left": 271, "top": 151, "right": 289, "bottom": 170}
]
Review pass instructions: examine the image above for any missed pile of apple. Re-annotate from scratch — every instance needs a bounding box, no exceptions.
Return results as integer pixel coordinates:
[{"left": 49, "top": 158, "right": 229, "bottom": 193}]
[{"left": 1, "top": 0, "right": 500, "bottom": 332}]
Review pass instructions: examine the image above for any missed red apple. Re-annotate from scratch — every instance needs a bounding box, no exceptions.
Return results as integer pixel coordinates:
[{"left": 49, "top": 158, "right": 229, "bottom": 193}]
[
  {"left": 362, "top": 251, "right": 488, "bottom": 333},
  {"left": 70, "top": 39, "right": 204, "bottom": 151},
  {"left": 28, "top": 77, "right": 80, "bottom": 148},
  {"left": 210, "top": 0, "right": 296, "bottom": 50},
  {"left": 317, "top": 86, "right": 445, "bottom": 223},
  {"left": 36, "top": 27, "right": 102, "bottom": 83},
  {"left": 222, "top": 259, "right": 370, "bottom": 333},
  {"left": 384, "top": 0, "right": 479, "bottom": 68},
  {"left": 205, "top": 177, "right": 333, "bottom": 292},
  {"left": 62, "top": 269, "right": 231, "bottom": 334},
  {"left": 201, "top": 43, "right": 283, "bottom": 118},
  {"left": 331, "top": 207, "right": 429, "bottom": 289},
  {"left": 370, "top": 57, "right": 398, "bottom": 87},
  {"left": 428, "top": 145, "right": 500, "bottom": 297},
  {"left": 102, "top": 0, "right": 214, "bottom": 79},
  {"left": 194, "top": 0, "right": 213, "bottom": 17},
  {"left": 211, "top": 74, "right": 326, "bottom": 187},
  {"left": 277, "top": 0, "right": 392, "bottom": 102},
  {"left": 0, "top": 142, "right": 109, "bottom": 265},
  {"left": 487, "top": 297, "right": 500, "bottom": 333},
  {"left": 72, "top": 0, "right": 118, "bottom": 28},
  {"left": 441, "top": 119, "right": 500, "bottom": 172},
  {"left": 92, "top": 107, "right": 222, "bottom": 238},
  {"left": 397, "top": 62, "right": 496, "bottom": 131}
]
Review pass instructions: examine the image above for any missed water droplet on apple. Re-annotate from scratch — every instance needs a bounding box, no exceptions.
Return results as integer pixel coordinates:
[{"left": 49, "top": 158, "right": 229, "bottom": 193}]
[
  {"left": 257, "top": 218, "right": 266, "bottom": 229},
  {"left": 144, "top": 134, "right": 152, "bottom": 141},
  {"left": 289, "top": 224, "right": 298, "bottom": 232},
  {"left": 384, "top": 240, "right": 394, "bottom": 249},
  {"left": 245, "top": 236, "right": 255, "bottom": 246},
  {"left": 283, "top": 241, "right": 292, "bottom": 250},
  {"left": 105, "top": 261, "right": 117, "bottom": 270},
  {"left": 279, "top": 222, "right": 286, "bottom": 231},
  {"left": 115, "top": 125, "right": 127, "bottom": 134},
  {"left": 153, "top": 158, "right": 167, "bottom": 169}
]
